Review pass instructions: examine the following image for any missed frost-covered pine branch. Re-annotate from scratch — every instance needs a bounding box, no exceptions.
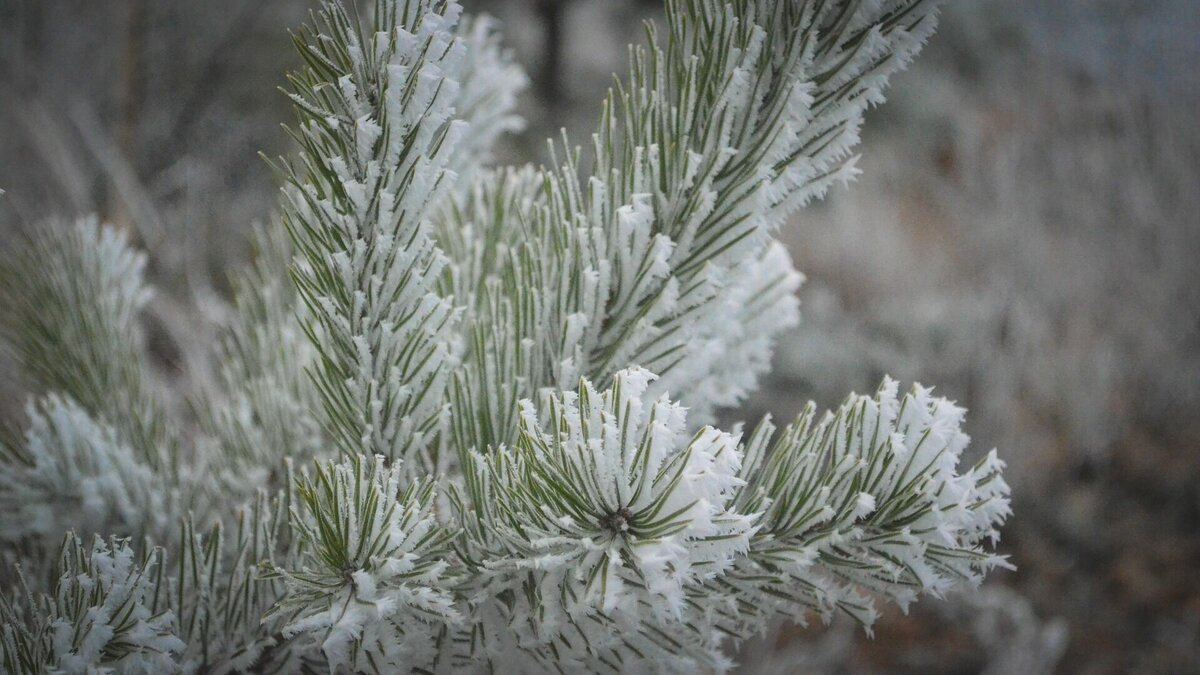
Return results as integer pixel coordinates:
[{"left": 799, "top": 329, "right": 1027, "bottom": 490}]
[
  {"left": 0, "top": 536, "right": 184, "bottom": 674},
  {"left": 456, "top": 368, "right": 757, "bottom": 670},
  {"left": 721, "top": 378, "right": 1012, "bottom": 635},
  {"left": 264, "top": 456, "right": 458, "bottom": 671},
  {"left": 441, "top": 0, "right": 943, "bottom": 452},
  {"left": 451, "top": 370, "right": 1008, "bottom": 670},
  {"left": 0, "top": 1, "right": 1014, "bottom": 673},
  {"left": 0, "top": 217, "right": 172, "bottom": 472},
  {"left": 0, "top": 396, "right": 166, "bottom": 544},
  {"left": 277, "top": 0, "right": 526, "bottom": 475},
  {"left": 197, "top": 223, "right": 325, "bottom": 502},
  {"left": 0, "top": 218, "right": 183, "bottom": 546},
  {"left": 0, "top": 494, "right": 298, "bottom": 674}
]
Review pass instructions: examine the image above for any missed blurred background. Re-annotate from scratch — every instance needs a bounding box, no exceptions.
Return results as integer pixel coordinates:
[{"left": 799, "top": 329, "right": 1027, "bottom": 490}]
[{"left": 1, "top": 1, "right": 1197, "bottom": 672}]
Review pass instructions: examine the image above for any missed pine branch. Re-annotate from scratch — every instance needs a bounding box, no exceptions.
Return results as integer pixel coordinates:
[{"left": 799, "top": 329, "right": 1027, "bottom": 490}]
[
  {"left": 577, "top": 0, "right": 941, "bottom": 400},
  {"left": 0, "top": 536, "right": 184, "bottom": 674},
  {"left": 444, "top": 13, "right": 528, "bottom": 180},
  {"left": 434, "top": 166, "right": 564, "bottom": 454},
  {"left": 169, "top": 491, "right": 302, "bottom": 674},
  {"left": 278, "top": 0, "right": 524, "bottom": 475},
  {"left": 263, "top": 456, "right": 458, "bottom": 672},
  {"left": 197, "top": 223, "right": 326, "bottom": 504},
  {"left": 716, "top": 378, "right": 1012, "bottom": 636},
  {"left": 0, "top": 216, "right": 173, "bottom": 472},
  {"left": 453, "top": 373, "right": 1009, "bottom": 669},
  {"left": 444, "top": 0, "right": 940, "bottom": 454},
  {"left": 0, "top": 491, "right": 304, "bottom": 674},
  {"left": 456, "top": 367, "right": 755, "bottom": 670},
  {"left": 0, "top": 395, "right": 168, "bottom": 544}
]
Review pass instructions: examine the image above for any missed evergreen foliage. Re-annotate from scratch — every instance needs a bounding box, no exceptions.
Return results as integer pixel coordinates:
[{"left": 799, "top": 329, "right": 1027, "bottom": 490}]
[{"left": 0, "top": 1, "right": 1011, "bottom": 672}]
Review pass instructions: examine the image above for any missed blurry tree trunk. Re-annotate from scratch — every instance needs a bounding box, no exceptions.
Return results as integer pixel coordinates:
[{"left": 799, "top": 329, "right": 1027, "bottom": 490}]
[
  {"left": 535, "top": 0, "right": 567, "bottom": 104},
  {"left": 113, "top": 0, "right": 144, "bottom": 235}
]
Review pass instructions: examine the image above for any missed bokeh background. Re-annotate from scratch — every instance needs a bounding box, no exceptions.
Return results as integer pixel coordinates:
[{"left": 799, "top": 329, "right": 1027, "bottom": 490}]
[{"left": 1, "top": 1, "right": 1198, "bottom": 672}]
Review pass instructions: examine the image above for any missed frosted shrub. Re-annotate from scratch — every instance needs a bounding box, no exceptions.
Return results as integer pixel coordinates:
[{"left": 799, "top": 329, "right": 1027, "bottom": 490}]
[{"left": 0, "top": 1, "right": 1010, "bottom": 672}]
